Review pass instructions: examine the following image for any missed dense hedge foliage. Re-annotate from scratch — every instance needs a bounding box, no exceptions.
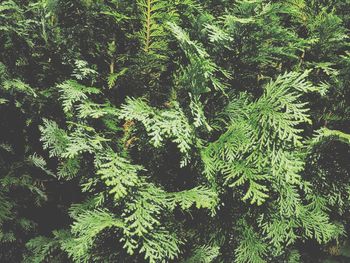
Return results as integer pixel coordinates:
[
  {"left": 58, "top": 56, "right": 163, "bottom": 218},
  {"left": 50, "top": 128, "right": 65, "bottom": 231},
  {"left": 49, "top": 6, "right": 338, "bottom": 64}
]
[{"left": 1, "top": 0, "right": 350, "bottom": 262}]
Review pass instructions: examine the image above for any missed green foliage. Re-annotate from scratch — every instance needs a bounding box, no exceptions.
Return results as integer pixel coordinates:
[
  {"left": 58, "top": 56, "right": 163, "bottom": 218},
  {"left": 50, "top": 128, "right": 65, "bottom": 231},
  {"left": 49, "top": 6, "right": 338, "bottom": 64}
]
[
  {"left": 312, "top": 128, "right": 350, "bottom": 145},
  {"left": 119, "top": 97, "right": 196, "bottom": 165},
  {"left": 138, "top": 0, "right": 177, "bottom": 58},
  {"left": 65, "top": 209, "right": 124, "bottom": 262},
  {"left": 235, "top": 223, "right": 267, "bottom": 263},
  {"left": 96, "top": 151, "right": 143, "bottom": 201},
  {"left": 58, "top": 80, "right": 100, "bottom": 115},
  {"left": 0, "top": 193, "right": 12, "bottom": 227},
  {"left": 24, "top": 236, "right": 60, "bottom": 263},
  {"left": 40, "top": 119, "right": 69, "bottom": 157},
  {"left": 3, "top": 79, "right": 37, "bottom": 97},
  {"left": 203, "top": 71, "right": 322, "bottom": 206},
  {"left": 169, "top": 22, "right": 230, "bottom": 94},
  {"left": 1, "top": 0, "right": 350, "bottom": 262},
  {"left": 184, "top": 245, "right": 220, "bottom": 263}
]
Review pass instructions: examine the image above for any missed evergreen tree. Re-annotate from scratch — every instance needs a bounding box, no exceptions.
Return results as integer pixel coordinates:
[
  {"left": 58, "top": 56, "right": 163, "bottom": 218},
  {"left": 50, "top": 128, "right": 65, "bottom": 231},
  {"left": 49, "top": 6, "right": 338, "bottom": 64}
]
[{"left": 0, "top": 0, "right": 349, "bottom": 262}]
